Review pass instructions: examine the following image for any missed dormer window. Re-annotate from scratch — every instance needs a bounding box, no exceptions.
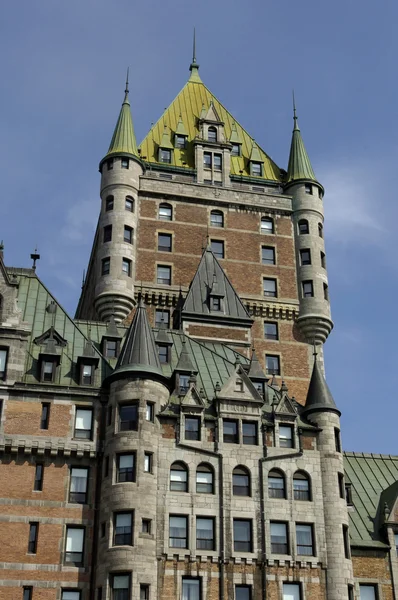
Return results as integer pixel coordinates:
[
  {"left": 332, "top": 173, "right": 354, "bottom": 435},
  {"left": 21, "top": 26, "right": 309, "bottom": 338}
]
[
  {"left": 0, "top": 348, "right": 8, "bottom": 380},
  {"left": 81, "top": 364, "right": 93, "bottom": 386},
  {"left": 254, "top": 381, "right": 265, "bottom": 397},
  {"left": 179, "top": 374, "right": 190, "bottom": 394},
  {"left": 208, "top": 127, "right": 217, "bottom": 143},
  {"left": 235, "top": 378, "right": 244, "bottom": 393},
  {"left": 103, "top": 339, "right": 119, "bottom": 359},
  {"left": 158, "top": 344, "right": 169, "bottom": 364},
  {"left": 42, "top": 360, "right": 56, "bottom": 383},
  {"left": 175, "top": 135, "right": 186, "bottom": 149},
  {"left": 210, "top": 296, "right": 221, "bottom": 311},
  {"left": 159, "top": 149, "right": 172, "bottom": 164},
  {"left": 231, "top": 143, "right": 241, "bottom": 157},
  {"left": 251, "top": 162, "right": 262, "bottom": 177}
]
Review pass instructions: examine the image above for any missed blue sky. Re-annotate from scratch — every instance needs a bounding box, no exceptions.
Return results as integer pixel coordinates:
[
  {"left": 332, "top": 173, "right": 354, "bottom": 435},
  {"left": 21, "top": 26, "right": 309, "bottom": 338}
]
[{"left": 1, "top": 0, "right": 397, "bottom": 453}]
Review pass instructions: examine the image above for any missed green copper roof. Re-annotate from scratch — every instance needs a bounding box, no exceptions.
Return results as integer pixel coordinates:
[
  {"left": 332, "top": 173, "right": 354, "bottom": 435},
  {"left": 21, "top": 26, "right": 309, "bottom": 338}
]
[
  {"left": 286, "top": 105, "right": 317, "bottom": 184},
  {"left": 175, "top": 115, "right": 188, "bottom": 136},
  {"left": 249, "top": 140, "right": 262, "bottom": 163},
  {"left": 159, "top": 125, "right": 174, "bottom": 149},
  {"left": 302, "top": 353, "right": 340, "bottom": 417},
  {"left": 229, "top": 122, "right": 241, "bottom": 144},
  {"left": 105, "top": 77, "right": 138, "bottom": 160}
]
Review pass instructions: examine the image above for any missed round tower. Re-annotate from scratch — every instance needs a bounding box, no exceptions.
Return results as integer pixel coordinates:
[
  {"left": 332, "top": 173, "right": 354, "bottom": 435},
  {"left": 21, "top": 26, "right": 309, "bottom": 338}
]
[
  {"left": 94, "top": 74, "right": 143, "bottom": 323},
  {"left": 285, "top": 104, "right": 333, "bottom": 344}
]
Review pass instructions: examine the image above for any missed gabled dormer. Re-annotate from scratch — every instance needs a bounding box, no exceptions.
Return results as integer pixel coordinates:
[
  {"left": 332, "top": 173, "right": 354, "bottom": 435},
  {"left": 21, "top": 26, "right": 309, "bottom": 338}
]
[
  {"left": 37, "top": 329, "right": 61, "bottom": 383},
  {"left": 199, "top": 101, "right": 225, "bottom": 144},
  {"left": 77, "top": 338, "right": 99, "bottom": 386},
  {"left": 247, "top": 348, "right": 268, "bottom": 400}
]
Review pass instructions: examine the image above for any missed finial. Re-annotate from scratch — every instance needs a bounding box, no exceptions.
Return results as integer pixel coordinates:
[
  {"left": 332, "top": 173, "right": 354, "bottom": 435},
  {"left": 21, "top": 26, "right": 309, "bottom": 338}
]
[
  {"left": 292, "top": 90, "right": 299, "bottom": 130},
  {"left": 192, "top": 27, "right": 196, "bottom": 64},
  {"left": 30, "top": 246, "right": 40, "bottom": 271},
  {"left": 125, "top": 67, "right": 129, "bottom": 94},
  {"left": 189, "top": 28, "right": 200, "bottom": 78}
]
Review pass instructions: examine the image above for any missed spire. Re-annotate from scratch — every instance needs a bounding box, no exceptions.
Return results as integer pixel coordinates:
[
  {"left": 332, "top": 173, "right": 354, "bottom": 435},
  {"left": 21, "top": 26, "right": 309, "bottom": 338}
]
[
  {"left": 247, "top": 348, "right": 268, "bottom": 381},
  {"left": 286, "top": 95, "right": 317, "bottom": 184},
  {"left": 189, "top": 28, "right": 202, "bottom": 83},
  {"left": 160, "top": 125, "right": 174, "bottom": 149},
  {"left": 229, "top": 122, "right": 241, "bottom": 145},
  {"left": 302, "top": 348, "right": 340, "bottom": 417},
  {"left": 249, "top": 140, "right": 262, "bottom": 162},
  {"left": 175, "top": 337, "right": 196, "bottom": 373},
  {"left": 104, "top": 71, "right": 139, "bottom": 160},
  {"left": 175, "top": 115, "right": 188, "bottom": 137}
]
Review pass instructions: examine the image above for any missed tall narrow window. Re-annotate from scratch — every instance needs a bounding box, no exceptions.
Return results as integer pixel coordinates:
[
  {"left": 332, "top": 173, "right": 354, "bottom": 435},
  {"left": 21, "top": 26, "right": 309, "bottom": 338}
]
[
  {"left": 323, "top": 283, "right": 329, "bottom": 301},
  {"left": 40, "top": 402, "right": 50, "bottom": 429},
  {"left": 251, "top": 162, "right": 262, "bottom": 177},
  {"left": 119, "top": 404, "right": 138, "bottom": 431},
  {"left": 196, "top": 464, "right": 214, "bottom": 494},
  {"left": 81, "top": 364, "right": 93, "bottom": 386},
  {"left": 0, "top": 348, "right": 6, "bottom": 380},
  {"left": 348, "top": 585, "right": 354, "bottom": 600},
  {"left": 169, "top": 515, "right": 188, "bottom": 548},
  {"left": 208, "top": 127, "right": 217, "bottom": 142},
  {"left": 345, "top": 483, "right": 353, "bottom": 506},
  {"left": 231, "top": 143, "right": 241, "bottom": 156},
  {"left": 334, "top": 428, "right": 341, "bottom": 452},
  {"left": 34, "top": 464, "right": 44, "bottom": 491},
  {"left": 65, "top": 527, "right": 84, "bottom": 564},
  {"left": 28, "top": 522, "right": 39, "bottom": 553},
  {"left": 23, "top": 588, "right": 33, "bottom": 600},
  {"left": 268, "top": 470, "right": 286, "bottom": 499},
  {"left": 122, "top": 258, "right": 131, "bottom": 276},
  {"left": 103, "top": 225, "right": 112, "bottom": 243},
  {"left": 185, "top": 416, "right": 200, "bottom": 441},
  {"left": 318, "top": 223, "right": 324, "bottom": 238},
  {"left": 213, "top": 154, "right": 222, "bottom": 171},
  {"left": 146, "top": 402, "right": 154, "bottom": 422},
  {"left": 298, "top": 219, "right": 309, "bottom": 234},
  {"left": 233, "top": 519, "right": 252, "bottom": 552},
  {"left": 159, "top": 203, "right": 172, "bottom": 221},
  {"left": 158, "top": 344, "right": 169, "bottom": 364},
  {"left": 283, "top": 584, "right": 302, "bottom": 600},
  {"left": 114, "top": 512, "right": 133, "bottom": 546},
  {"left": 263, "top": 278, "right": 277, "bottom": 297},
  {"left": 223, "top": 419, "right": 238, "bottom": 443},
  {"left": 210, "top": 210, "right": 224, "bottom": 228},
  {"left": 343, "top": 524, "right": 350, "bottom": 558},
  {"left": 69, "top": 467, "right": 89, "bottom": 503},
  {"left": 182, "top": 579, "right": 200, "bottom": 600},
  {"left": 144, "top": 452, "right": 153, "bottom": 473},
  {"left": 233, "top": 466, "right": 251, "bottom": 496},
  {"left": 111, "top": 574, "right": 131, "bottom": 600},
  {"left": 279, "top": 425, "right": 294, "bottom": 448},
  {"left": 158, "top": 233, "right": 172, "bottom": 252},
  {"left": 124, "top": 226, "right": 133, "bottom": 244},
  {"left": 125, "top": 196, "right": 134, "bottom": 212},
  {"left": 271, "top": 522, "right": 289, "bottom": 554},
  {"left": 300, "top": 249, "right": 311, "bottom": 266},
  {"left": 320, "top": 251, "right": 326, "bottom": 268},
  {"left": 204, "top": 152, "right": 212, "bottom": 168},
  {"left": 296, "top": 523, "right": 314, "bottom": 556},
  {"left": 302, "top": 280, "right": 314, "bottom": 298},
  {"left": 264, "top": 322, "right": 278, "bottom": 340},
  {"left": 196, "top": 517, "right": 215, "bottom": 550},
  {"left": 107, "top": 159, "right": 113, "bottom": 170},
  {"left": 305, "top": 184, "right": 312, "bottom": 194},
  {"left": 262, "top": 246, "right": 276, "bottom": 265},
  {"left": 261, "top": 217, "right": 274, "bottom": 234},
  {"left": 101, "top": 257, "right": 110, "bottom": 275},
  {"left": 157, "top": 265, "right": 171, "bottom": 285},
  {"left": 170, "top": 462, "right": 188, "bottom": 492},
  {"left": 121, "top": 158, "right": 129, "bottom": 169},
  {"left": 338, "top": 473, "right": 345, "bottom": 499},
  {"left": 140, "top": 585, "right": 150, "bottom": 600},
  {"left": 293, "top": 472, "right": 310, "bottom": 501},
  {"left": 105, "top": 196, "right": 114, "bottom": 211},
  {"left": 266, "top": 355, "right": 280, "bottom": 375},
  {"left": 211, "top": 240, "right": 224, "bottom": 259},
  {"left": 42, "top": 360, "right": 56, "bottom": 383},
  {"left": 117, "top": 454, "right": 135, "bottom": 482},
  {"left": 74, "top": 408, "right": 93, "bottom": 439},
  {"left": 242, "top": 422, "right": 257, "bottom": 445}
]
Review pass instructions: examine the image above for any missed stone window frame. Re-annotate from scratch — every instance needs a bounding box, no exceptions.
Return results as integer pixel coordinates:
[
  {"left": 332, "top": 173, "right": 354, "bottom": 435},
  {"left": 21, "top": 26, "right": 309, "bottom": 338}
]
[
  {"left": 268, "top": 468, "right": 287, "bottom": 499},
  {"left": 210, "top": 209, "right": 225, "bottom": 228},
  {"left": 262, "top": 276, "right": 278, "bottom": 298},
  {"left": 73, "top": 406, "right": 93, "bottom": 440},
  {"left": 293, "top": 470, "right": 312, "bottom": 501},
  {"left": 210, "top": 239, "right": 225, "bottom": 260},
  {"left": 195, "top": 515, "right": 216, "bottom": 551},
  {"left": 265, "top": 353, "right": 281, "bottom": 376},
  {"left": 300, "top": 248, "right": 311, "bottom": 266},
  {"left": 157, "top": 231, "right": 173, "bottom": 253},
  {"left": 302, "top": 280, "right": 314, "bottom": 298},
  {"left": 168, "top": 514, "right": 189, "bottom": 549},
  {"left": 261, "top": 245, "right": 276, "bottom": 266},
  {"left": 298, "top": 219, "right": 309, "bottom": 235},
  {"left": 113, "top": 510, "right": 134, "bottom": 547},
  {"left": 182, "top": 413, "right": 202, "bottom": 442},
  {"left": 196, "top": 463, "right": 215, "bottom": 494},
  {"left": 357, "top": 582, "right": 381, "bottom": 600},
  {"left": 232, "top": 517, "right": 254, "bottom": 554},
  {"left": 64, "top": 524, "right": 85, "bottom": 566},
  {"left": 125, "top": 195, "right": 134, "bottom": 212},
  {"left": 270, "top": 520, "right": 290, "bottom": 555},
  {"left": 110, "top": 573, "right": 132, "bottom": 599},
  {"left": 68, "top": 465, "right": 89, "bottom": 504},
  {"left": 156, "top": 263, "right": 172, "bottom": 286},
  {"left": 264, "top": 321, "right": 278, "bottom": 341},
  {"left": 295, "top": 522, "right": 316, "bottom": 557},
  {"left": 158, "top": 202, "right": 173, "bottom": 221},
  {"left": 277, "top": 422, "right": 295, "bottom": 449},
  {"left": 105, "top": 195, "right": 114, "bottom": 211},
  {"left": 281, "top": 582, "right": 304, "bottom": 600},
  {"left": 232, "top": 465, "right": 251, "bottom": 497},
  {"left": 260, "top": 216, "right": 275, "bottom": 234}
]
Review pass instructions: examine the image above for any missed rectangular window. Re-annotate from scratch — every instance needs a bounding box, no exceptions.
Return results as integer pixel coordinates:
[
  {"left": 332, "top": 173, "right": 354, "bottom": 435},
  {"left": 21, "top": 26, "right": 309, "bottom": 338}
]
[
  {"left": 266, "top": 354, "right": 280, "bottom": 375},
  {"left": 263, "top": 278, "right": 277, "bottom": 297},
  {"left": 179, "top": 374, "right": 190, "bottom": 394},
  {"left": 251, "top": 162, "right": 262, "bottom": 176},
  {"left": 142, "top": 519, "right": 151, "bottom": 534},
  {"left": 233, "top": 519, "right": 252, "bottom": 553},
  {"left": 296, "top": 523, "right": 314, "bottom": 556},
  {"left": 235, "top": 586, "right": 251, "bottom": 600},
  {"left": 196, "top": 468, "right": 213, "bottom": 494},
  {"left": 345, "top": 483, "right": 353, "bottom": 505},
  {"left": 155, "top": 309, "right": 170, "bottom": 327},
  {"left": 121, "top": 158, "right": 129, "bottom": 169},
  {"left": 104, "top": 339, "right": 118, "bottom": 358},
  {"left": 119, "top": 404, "right": 138, "bottom": 431},
  {"left": 210, "top": 211, "right": 223, "bottom": 227},
  {"left": 159, "top": 204, "right": 172, "bottom": 221},
  {"left": 175, "top": 134, "right": 186, "bottom": 149},
  {"left": 300, "top": 249, "right": 311, "bottom": 265},
  {"left": 114, "top": 512, "right": 133, "bottom": 546},
  {"left": 42, "top": 360, "right": 56, "bottom": 382},
  {"left": 264, "top": 322, "right": 278, "bottom": 340},
  {"left": 111, "top": 574, "right": 131, "bottom": 600},
  {"left": 122, "top": 258, "right": 131, "bottom": 276},
  {"left": 185, "top": 416, "right": 200, "bottom": 441},
  {"left": 169, "top": 515, "right": 188, "bottom": 548},
  {"left": 359, "top": 585, "right": 377, "bottom": 600},
  {"left": 302, "top": 280, "right": 314, "bottom": 297},
  {"left": 214, "top": 154, "right": 222, "bottom": 171},
  {"left": 323, "top": 283, "right": 329, "bottom": 301},
  {"left": 158, "top": 344, "right": 169, "bottom": 364},
  {"left": 107, "top": 159, "right": 113, "bottom": 170},
  {"left": 271, "top": 521, "right": 289, "bottom": 554},
  {"left": 343, "top": 524, "right": 350, "bottom": 558},
  {"left": 204, "top": 152, "right": 212, "bottom": 168},
  {"left": 125, "top": 197, "right": 134, "bottom": 211},
  {"left": 182, "top": 579, "right": 200, "bottom": 600},
  {"left": 157, "top": 265, "right": 171, "bottom": 285},
  {"left": 28, "top": 522, "right": 38, "bottom": 553},
  {"left": 223, "top": 419, "right": 239, "bottom": 443},
  {"left": 348, "top": 585, "right": 354, "bottom": 600},
  {"left": 102, "top": 257, "right": 110, "bottom": 275},
  {"left": 40, "top": 402, "right": 50, "bottom": 429},
  {"left": 74, "top": 408, "right": 93, "bottom": 439},
  {"left": 283, "top": 583, "right": 301, "bottom": 600},
  {"left": 81, "top": 364, "right": 93, "bottom": 385},
  {"left": 23, "top": 588, "right": 33, "bottom": 600},
  {"left": 69, "top": 467, "right": 89, "bottom": 503},
  {"left": 321, "top": 251, "right": 326, "bottom": 268},
  {"left": 159, "top": 149, "right": 172, "bottom": 163},
  {"left": 242, "top": 422, "right": 257, "bottom": 445},
  {"left": 61, "top": 591, "right": 81, "bottom": 600},
  {"left": 210, "top": 296, "right": 221, "bottom": 311},
  {"left": 144, "top": 452, "right": 153, "bottom": 473},
  {"left": 158, "top": 233, "right": 172, "bottom": 252},
  {"left": 262, "top": 246, "right": 276, "bottom": 265},
  {"left": 124, "top": 226, "right": 133, "bottom": 244},
  {"left": 103, "top": 225, "right": 112, "bottom": 243},
  {"left": 33, "top": 463, "right": 44, "bottom": 491},
  {"left": 106, "top": 196, "right": 114, "bottom": 211},
  {"left": 117, "top": 454, "right": 135, "bottom": 482},
  {"left": 0, "top": 348, "right": 7, "bottom": 379},
  {"left": 65, "top": 527, "right": 84, "bottom": 564},
  {"left": 335, "top": 428, "right": 341, "bottom": 452},
  {"left": 146, "top": 402, "right": 154, "bottom": 422},
  {"left": 196, "top": 517, "right": 215, "bottom": 550},
  {"left": 338, "top": 473, "right": 345, "bottom": 499},
  {"left": 279, "top": 425, "right": 294, "bottom": 448},
  {"left": 305, "top": 183, "right": 312, "bottom": 194},
  {"left": 211, "top": 240, "right": 224, "bottom": 259},
  {"left": 231, "top": 144, "right": 241, "bottom": 157}
]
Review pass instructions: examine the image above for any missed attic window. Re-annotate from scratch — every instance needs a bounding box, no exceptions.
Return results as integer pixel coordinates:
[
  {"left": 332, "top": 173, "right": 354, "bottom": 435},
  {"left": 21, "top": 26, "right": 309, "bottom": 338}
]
[
  {"left": 41, "top": 360, "right": 56, "bottom": 383},
  {"left": 210, "top": 296, "right": 221, "bottom": 312},
  {"left": 235, "top": 378, "right": 244, "bottom": 393},
  {"left": 208, "top": 127, "right": 217, "bottom": 143},
  {"left": 231, "top": 144, "right": 241, "bottom": 157},
  {"left": 179, "top": 374, "right": 190, "bottom": 394},
  {"left": 159, "top": 149, "right": 172, "bottom": 164},
  {"left": 251, "top": 162, "right": 262, "bottom": 177},
  {"left": 175, "top": 135, "right": 186, "bottom": 149},
  {"left": 158, "top": 344, "right": 169, "bottom": 364},
  {"left": 104, "top": 339, "right": 119, "bottom": 359},
  {"left": 81, "top": 364, "right": 93, "bottom": 386}
]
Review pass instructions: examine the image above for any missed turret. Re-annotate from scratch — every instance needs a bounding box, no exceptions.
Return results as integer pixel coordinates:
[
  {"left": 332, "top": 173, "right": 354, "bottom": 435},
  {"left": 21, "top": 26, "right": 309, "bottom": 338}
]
[
  {"left": 94, "top": 71, "right": 143, "bottom": 322},
  {"left": 285, "top": 100, "right": 333, "bottom": 343}
]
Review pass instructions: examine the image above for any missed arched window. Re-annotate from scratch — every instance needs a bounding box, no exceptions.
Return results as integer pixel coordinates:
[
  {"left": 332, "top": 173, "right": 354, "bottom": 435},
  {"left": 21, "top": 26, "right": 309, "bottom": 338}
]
[
  {"left": 293, "top": 471, "right": 311, "bottom": 501},
  {"left": 159, "top": 203, "right": 172, "bottom": 221},
  {"left": 196, "top": 463, "right": 214, "bottom": 494},
  {"left": 261, "top": 216, "right": 274, "bottom": 234},
  {"left": 170, "top": 462, "right": 188, "bottom": 492},
  {"left": 318, "top": 223, "right": 323, "bottom": 238},
  {"left": 210, "top": 210, "right": 224, "bottom": 228},
  {"left": 268, "top": 469, "right": 286, "bottom": 499},
  {"left": 208, "top": 127, "right": 217, "bottom": 143},
  {"left": 125, "top": 196, "right": 134, "bottom": 212},
  {"left": 298, "top": 219, "right": 309, "bottom": 235},
  {"left": 232, "top": 466, "right": 251, "bottom": 496}
]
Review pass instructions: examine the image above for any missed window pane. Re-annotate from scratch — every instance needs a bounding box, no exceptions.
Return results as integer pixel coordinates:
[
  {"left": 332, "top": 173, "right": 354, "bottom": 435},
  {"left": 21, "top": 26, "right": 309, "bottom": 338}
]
[
  {"left": 223, "top": 420, "right": 238, "bottom": 443},
  {"left": 266, "top": 355, "right": 280, "bottom": 375},
  {"left": 214, "top": 154, "right": 222, "bottom": 170},
  {"left": 119, "top": 404, "right": 138, "bottom": 430},
  {"left": 252, "top": 162, "right": 261, "bottom": 176},
  {"left": 263, "top": 278, "right": 276, "bottom": 297},
  {"left": 236, "top": 586, "right": 251, "bottom": 600},
  {"left": 242, "top": 422, "right": 257, "bottom": 445},
  {"left": 70, "top": 467, "right": 88, "bottom": 502},
  {"left": 159, "top": 204, "right": 172, "bottom": 220},
  {"left": 262, "top": 247, "right": 275, "bottom": 264},
  {"left": 233, "top": 519, "right": 251, "bottom": 552},
  {"left": 125, "top": 197, "right": 134, "bottom": 211},
  {"left": 185, "top": 417, "right": 200, "bottom": 440},
  {"left": 261, "top": 218, "right": 274, "bottom": 233},
  {"left": 279, "top": 426, "right": 293, "bottom": 447},
  {"left": 157, "top": 266, "right": 171, "bottom": 284},
  {"left": 182, "top": 580, "right": 200, "bottom": 600},
  {"left": 208, "top": 127, "right": 217, "bottom": 142},
  {"left": 75, "top": 409, "right": 92, "bottom": 435},
  {"left": 211, "top": 240, "right": 224, "bottom": 259},
  {"left": 155, "top": 310, "right": 170, "bottom": 327},
  {"left": 264, "top": 322, "right": 278, "bottom": 340},
  {"left": 66, "top": 528, "right": 84, "bottom": 552},
  {"left": 169, "top": 516, "right": 187, "bottom": 547},
  {"left": 158, "top": 234, "right": 172, "bottom": 252},
  {"left": 271, "top": 522, "right": 288, "bottom": 553},
  {"left": 210, "top": 211, "right": 223, "bottom": 227},
  {"left": 283, "top": 583, "right": 301, "bottom": 600},
  {"left": 119, "top": 454, "right": 134, "bottom": 469},
  {"left": 268, "top": 473, "right": 285, "bottom": 498},
  {"left": 196, "top": 517, "right": 214, "bottom": 550},
  {"left": 124, "top": 226, "right": 133, "bottom": 243},
  {"left": 359, "top": 586, "right": 377, "bottom": 600},
  {"left": 231, "top": 144, "right": 240, "bottom": 156},
  {"left": 296, "top": 524, "right": 313, "bottom": 555},
  {"left": 113, "top": 575, "right": 130, "bottom": 589},
  {"left": 62, "top": 592, "right": 80, "bottom": 600},
  {"left": 144, "top": 453, "right": 152, "bottom": 472},
  {"left": 204, "top": 152, "right": 212, "bottom": 168}
]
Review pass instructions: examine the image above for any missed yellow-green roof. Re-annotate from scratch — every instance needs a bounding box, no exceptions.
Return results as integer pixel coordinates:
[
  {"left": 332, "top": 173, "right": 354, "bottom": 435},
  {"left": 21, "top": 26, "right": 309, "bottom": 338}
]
[
  {"left": 105, "top": 88, "right": 138, "bottom": 161},
  {"left": 139, "top": 68, "right": 281, "bottom": 181}
]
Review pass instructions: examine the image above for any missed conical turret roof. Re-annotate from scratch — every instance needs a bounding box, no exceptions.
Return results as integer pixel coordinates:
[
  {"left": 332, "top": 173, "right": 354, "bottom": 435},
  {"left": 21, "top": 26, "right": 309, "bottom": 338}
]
[
  {"left": 247, "top": 349, "right": 268, "bottom": 381},
  {"left": 286, "top": 102, "right": 317, "bottom": 184},
  {"left": 302, "top": 353, "right": 340, "bottom": 417},
  {"left": 103, "top": 74, "right": 139, "bottom": 161}
]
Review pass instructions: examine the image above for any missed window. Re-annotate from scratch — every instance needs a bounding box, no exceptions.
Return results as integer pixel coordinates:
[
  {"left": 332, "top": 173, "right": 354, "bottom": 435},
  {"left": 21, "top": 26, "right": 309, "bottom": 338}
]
[
  {"left": 335, "top": 428, "right": 341, "bottom": 452},
  {"left": 348, "top": 585, "right": 354, "bottom": 600},
  {"left": 242, "top": 422, "right": 257, "bottom": 445},
  {"left": 146, "top": 402, "right": 154, "bottom": 422},
  {"left": 28, "top": 522, "right": 38, "bottom": 553},
  {"left": 302, "top": 280, "right": 314, "bottom": 298},
  {"left": 271, "top": 522, "right": 289, "bottom": 554},
  {"left": 223, "top": 419, "right": 238, "bottom": 443},
  {"left": 185, "top": 416, "right": 200, "bottom": 441},
  {"left": 268, "top": 470, "right": 286, "bottom": 499},
  {"left": 208, "top": 126, "right": 217, "bottom": 142},
  {"left": 338, "top": 473, "right": 345, "bottom": 499},
  {"left": 262, "top": 246, "right": 275, "bottom": 265},
  {"left": 155, "top": 310, "right": 170, "bottom": 327},
  {"left": 119, "top": 403, "right": 138, "bottom": 431},
  {"left": 296, "top": 523, "right": 314, "bottom": 555},
  {"left": 42, "top": 360, "right": 56, "bottom": 383},
  {"left": 117, "top": 454, "right": 135, "bottom": 482},
  {"left": 231, "top": 144, "right": 241, "bottom": 157},
  {"left": 359, "top": 585, "right": 377, "bottom": 600},
  {"left": 169, "top": 515, "right": 188, "bottom": 548},
  {"left": 279, "top": 425, "right": 293, "bottom": 448},
  {"left": 170, "top": 462, "right": 188, "bottom": 492},
  {"left": 124, "top": 226, "right": 133, "bottom": 244},
  {"left": 125, "top": 196, "right": 134, "bottom": 212},
  {"left": 395, "top": 533, "right": 398, "bottom": 554},
  {"left": 318, "top": 223, "right": 323, "bottom": 238},
  {"left": 264, "top": 322, "right": 278, "bottom": 340},
  {"left": 204, "top": 152, "right": 212, "bottom": 168},
  {"left": 233, "top": 519, "right": 252, "bottom": 552},
  {"left": 102, "top": 257, "right": 110, "bottom": 275},
  {"left": 320, "top": 251, "right": 326, "bottom": 268},
  {"left": 81, "top": 364, "right": 93, "bottom": 385},
  {"left": 343, "top": 524, "right": 350, "bottom": 558},
  {"left": 157, "top": 265, "right": 171, "bottom": 285},
  {"left": 34, "top": 463, "right": 44, "bottom": 492},
  {"left": 235, "top": 586, "right": 251, "bottom": 600},
  {"left": 69, "top": 467, "right": 88, "bottom": 503},
  {"left": 266, "top": 355, "right": 280, "bottom": 375},
  {"left": 121, "top": 158, "right": 129, "bottom": 169},
  {"left": 74, "top": 408, "right": 93, "bottom": 439},
  {"left": 122, "top": 258, "right": 131, "bottom": 276},
  {"left": 323, "top": 283, "right": 329, "bottom": 301},
  {"left": 263, "top": 278, "right": 277, "bottom": 297},
  {"left": 261, "top": 217, "right": 274, "bottom": 234},
  {"left": 40, "top": 402, "right": 50, "bottom": 429},
  {"left": 111, "top": 574, "right": 131, "bottom": 600},
  {"left": 144, "top": 452, "right": 153, "bottom": 473},
  {"left": 106, "top": 195, "right": 114, "bottom": 211},
  {"left": 182, "top": 579, "right": 200, "bottom": 600},
  {"left": 196, "top": 464, "right": 214, "bottom": 494},
  {"left": 107, "top": 159, "right": 113, "bottom": 170},
  {"left": 300, "top": 249, "right": 311, "bottom": 266},
  {"left": 196, "top": 517, "right": 215, "bottom": 550},
  {"left": 210, "top": 210, "right": 224, "bottom": 228},
  {"left": 298, "top": 219, "right": 309, "bottom": 235},
  {"left": 305, "top": 183, "right": 312, "bottom": 194},
  {"left": 214, "top": 154, "right": 222, "bottom": 171},
  {"left": 65, "top": 527, "right": 84, "bottom": 564},
  {"left": 251, "top": 162, "right": 262, "bottom": 177},
  {"left": 210, "top": 296, "right": 221, "bottom": 311},
  {"left": 235, "top": 377, "right": 244, "bottom": 393},
  {"left": 283, "top": 583, "right": 302, "bottom": 600},
  {"left": 159, "top": 203, "right": 172, "bottom": 221},
  {"left": 158, "top": 233, "right": 172, "bottom": 252},
  {"left": 345, "top": 483, "right": 353, "bottom": 506},
  {"left": 103, "top": 225, "right": 112, "bottom": 243},
  {"left": 179, "top": 374, "right": 190, "bottom": 394},
  {"left": 175, "top": 134, "right": 186, "bottom": 149},
  {"left": 158, "top": 344, "right": 169, "bottom": 364},
  {"left": 142, "top": 519, "right": 151, "bottom": 534},
  {"left": 233, "top": 466, "right": 250, "bottom": 496},
  {"left": 160, "top": 149, "right": 171, "bottom": 163},
  {"left": 61, "top": 592, "right": 81, "bottom": 600},
  {"left": 23, "top": 588, "right": 33, "bottom": 600},
  {"left": 293, "top": 472, "right": 310, "bottom": 501},
  {"left": 104, "top": 339, "right": 118, "bottom": 358},
  {"left": 211, "top": 240, "right": 224, "bottom": 259},
  {"left": 114, "top": 512, "right": 133, "bottom": 546}
]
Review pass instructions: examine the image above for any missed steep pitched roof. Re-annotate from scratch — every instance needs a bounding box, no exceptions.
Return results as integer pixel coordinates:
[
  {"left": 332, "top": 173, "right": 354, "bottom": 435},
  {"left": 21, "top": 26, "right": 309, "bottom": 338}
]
[
  {"left": 286, "top": 106, "right": 317, "bottom": 185},
  {"left": 301, "top": 355, "right": 340, "bottom": 417},
  {"left": 181, "top": 247, "right": 252, "bottom": 324},
  {"left": 139, "top": 65, "right": 281, "bottom": 181},
  {"left": 247, "top": 349, "right": 268, "bottom": 381},
  {"left": 103, "top": 77, "right": 139, "bottom": 162}
]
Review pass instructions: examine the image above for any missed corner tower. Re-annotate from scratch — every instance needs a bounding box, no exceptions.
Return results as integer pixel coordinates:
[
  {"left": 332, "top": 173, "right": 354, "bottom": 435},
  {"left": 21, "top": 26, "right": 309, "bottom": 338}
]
[{"left": 285, "top": 101, "right": 333, "bottom": 343}]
